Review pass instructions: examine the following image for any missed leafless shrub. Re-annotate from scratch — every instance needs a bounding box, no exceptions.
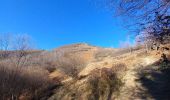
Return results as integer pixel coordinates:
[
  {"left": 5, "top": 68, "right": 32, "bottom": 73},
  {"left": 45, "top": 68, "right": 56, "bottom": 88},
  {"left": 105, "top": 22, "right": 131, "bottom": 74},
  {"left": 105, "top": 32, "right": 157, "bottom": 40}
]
[
  {"left": 112, "top": 63, "right": 127, "bottom": 72},
  {"left": 34, "top": 51, "right": 59, "bottom": 73},
  {"left": 57, "top": 55, "right": 87, "bottom": 79},
  {"left": 34, "top": 48, "right": 88, "bottom": 78},
  {"left": 0, "top": 62, "right": 54, "bottom": 100},
  {"left": 0, "top": 34, "right": 60, "bottom": 99},
  {"left": 0, "top": 34, "right": 34, "bottom": 69},
  {"left": 111, "top": 63, "right": 127, "bottom": 78},
  {"left": 53, "top": 49, "right": 88, "bottom": 79},
  {"left": 87, "top": 67, "right": 124, "bottom": 100}
]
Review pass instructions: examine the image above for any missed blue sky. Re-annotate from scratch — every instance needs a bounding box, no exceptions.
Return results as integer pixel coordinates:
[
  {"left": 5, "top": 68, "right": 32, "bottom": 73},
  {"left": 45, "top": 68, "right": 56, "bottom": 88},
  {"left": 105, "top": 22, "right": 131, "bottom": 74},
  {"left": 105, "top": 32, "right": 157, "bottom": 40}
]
[{"left": 0, "top": 0, "right": 131, "bottom": 50}]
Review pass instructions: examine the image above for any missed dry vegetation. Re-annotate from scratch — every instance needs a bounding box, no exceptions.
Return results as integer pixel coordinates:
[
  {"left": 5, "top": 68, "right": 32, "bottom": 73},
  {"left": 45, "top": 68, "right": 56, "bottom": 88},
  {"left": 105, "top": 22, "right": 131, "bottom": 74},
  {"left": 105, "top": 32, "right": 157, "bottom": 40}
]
[
  {"left": 1, "top": 34, "right": 170, "bottom": 100},
  {"left": 48, "top": 62, "right": 126, "bottom": 100},
  {"left": 0, "top": 34, "right": 59, "bottom": 100},
  {"left": 0, "top": 34, "right": 97, "bottom": 100},
  {"left": 87, "top": 63, "right": 127, "bottom": 100},
  {"left": 47, "top": 42, "right": 137, "bottom": 100},
  {"left": 57, "top": 54, "right": 88, "bottom": 79},
  {"left": 0, "top": 62, "right": 53, "bottom": 100}
]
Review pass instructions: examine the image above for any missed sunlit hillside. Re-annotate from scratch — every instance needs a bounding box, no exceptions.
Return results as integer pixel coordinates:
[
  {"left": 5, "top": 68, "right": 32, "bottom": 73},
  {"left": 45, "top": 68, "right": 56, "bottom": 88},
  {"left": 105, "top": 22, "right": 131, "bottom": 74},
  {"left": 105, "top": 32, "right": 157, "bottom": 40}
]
[
  {"left": 0, "top": 42, "right": 170, "bottom": 100},
  {"left": 0, "top": 0, "right": 170, "bottom": 100}
]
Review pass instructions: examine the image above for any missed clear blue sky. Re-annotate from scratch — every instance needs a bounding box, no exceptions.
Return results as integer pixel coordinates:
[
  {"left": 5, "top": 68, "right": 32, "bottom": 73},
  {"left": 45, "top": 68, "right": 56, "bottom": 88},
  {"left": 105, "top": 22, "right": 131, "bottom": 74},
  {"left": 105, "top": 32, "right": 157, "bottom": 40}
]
[{"left": 0, "top": 0, "right": 131, "bottom": 50}]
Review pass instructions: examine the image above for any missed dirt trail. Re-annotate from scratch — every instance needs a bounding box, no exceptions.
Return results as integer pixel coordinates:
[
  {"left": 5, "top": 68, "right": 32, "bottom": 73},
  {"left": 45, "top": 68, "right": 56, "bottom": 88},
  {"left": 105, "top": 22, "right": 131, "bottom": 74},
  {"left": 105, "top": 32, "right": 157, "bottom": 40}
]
[{"left": 116, "top": 56, "right": 158, "bottom": 100}]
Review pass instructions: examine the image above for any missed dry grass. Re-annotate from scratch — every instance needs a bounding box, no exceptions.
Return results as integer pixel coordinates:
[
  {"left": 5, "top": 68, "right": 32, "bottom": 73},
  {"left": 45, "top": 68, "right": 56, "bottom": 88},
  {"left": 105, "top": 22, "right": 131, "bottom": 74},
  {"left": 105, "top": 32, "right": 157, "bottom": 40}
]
[
  {"left": 57, "top": 54, "right": 88, "bottom": 79},
  {"left": 87, "top": 67, "right": 125, "bottom": 100},
  {"left": 0, "top": 42, "right": 139, "bottom": 100},
  {"left": 49, "top": 66, "right": 125, "bottom": 100},
  {"left": 0, "top": 62, "right": 55, "bottom": 100},
  {"left": 95, "top": 47, "right": 141, "bottom": 61},
  {"left": 0, "top": 50, "right": 61, "bottom": 100}
]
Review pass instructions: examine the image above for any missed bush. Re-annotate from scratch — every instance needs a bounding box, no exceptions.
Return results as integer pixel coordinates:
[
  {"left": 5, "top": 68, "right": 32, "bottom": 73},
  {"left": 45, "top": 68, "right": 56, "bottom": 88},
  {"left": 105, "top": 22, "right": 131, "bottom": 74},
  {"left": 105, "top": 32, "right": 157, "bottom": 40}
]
[
  {"left": 0, "top": 62, "right": 54, "bottom": 100},
  {"left": 158, "top": 54, "right": 170, "bottom": 70},
  {"left": 57, "top": 54, "right": 88, "bottom": 79},
  {"left": 87, "top": 67, "right": 124, "bottom": 100},
  {"left": 30, "top": 51, "right": 58, "bottom": 73},
  {"left": 111, "top": 63, "right": 127, "bottom": 72},
  {"left": 41, "top": 61, "right": 57, "bottom": 73}
]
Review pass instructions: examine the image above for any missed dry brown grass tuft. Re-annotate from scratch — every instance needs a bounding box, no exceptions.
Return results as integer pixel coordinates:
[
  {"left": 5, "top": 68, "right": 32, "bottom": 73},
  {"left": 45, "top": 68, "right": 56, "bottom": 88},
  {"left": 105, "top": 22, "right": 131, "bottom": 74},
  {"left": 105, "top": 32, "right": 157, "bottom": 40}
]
[
  {"left": 112, "top": 63, "right": 127, "bottom": 72},
  {"left": 87, "top": 67, "right": 124, "bottom": 100}
]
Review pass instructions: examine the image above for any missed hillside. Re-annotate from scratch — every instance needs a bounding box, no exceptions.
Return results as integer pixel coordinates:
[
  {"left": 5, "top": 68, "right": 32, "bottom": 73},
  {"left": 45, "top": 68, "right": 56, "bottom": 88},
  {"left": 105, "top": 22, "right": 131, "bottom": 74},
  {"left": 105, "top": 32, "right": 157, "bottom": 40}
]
[
  {"left": 0, "top": 43, "right": 170, "bottom": 100},
  {"left": 47, "top": 43, "right": 170, "bottom": 100}
]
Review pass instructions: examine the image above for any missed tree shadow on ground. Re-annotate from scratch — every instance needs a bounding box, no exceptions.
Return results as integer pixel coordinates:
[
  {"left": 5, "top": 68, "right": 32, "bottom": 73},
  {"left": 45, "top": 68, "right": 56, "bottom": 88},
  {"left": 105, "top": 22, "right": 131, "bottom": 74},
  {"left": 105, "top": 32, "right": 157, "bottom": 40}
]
[{"left": 138, "top": 61, "right": 170, "bottom": 100}]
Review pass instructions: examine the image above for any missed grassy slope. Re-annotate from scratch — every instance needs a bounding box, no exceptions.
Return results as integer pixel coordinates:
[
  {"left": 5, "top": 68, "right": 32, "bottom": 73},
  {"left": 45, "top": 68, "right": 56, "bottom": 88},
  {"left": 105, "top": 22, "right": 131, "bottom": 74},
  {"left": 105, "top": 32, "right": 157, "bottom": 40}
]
[{"left": 48, "top": 43, "right": 165, "bottom": 100}]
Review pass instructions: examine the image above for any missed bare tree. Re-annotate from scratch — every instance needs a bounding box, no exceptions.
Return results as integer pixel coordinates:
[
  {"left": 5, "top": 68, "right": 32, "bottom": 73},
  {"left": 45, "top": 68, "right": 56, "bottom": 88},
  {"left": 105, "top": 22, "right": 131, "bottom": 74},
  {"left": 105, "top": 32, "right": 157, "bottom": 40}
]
[
  {"left": 107, "top": 0, "right": 170, "bottom": 32},
  {"left": 13, "top": 34, "right": 32, "bottom": 51},
  {"left": 0, "top": 34, "right": 39, "bottom": 100},
  {"left": 106, "top": 0, "right": 170, "bottom": 47},
  {"left": 11, "top": 34, "right": 33, "bottom": 68},
  {"left": 0, "top": 34, "right": 12, "bottom": 58},
  {"left": 135, "top": 13, "right": 170, "bottom": 50},
  {"left": 108, "top": 0, "right": 170, "bottom": 20}
]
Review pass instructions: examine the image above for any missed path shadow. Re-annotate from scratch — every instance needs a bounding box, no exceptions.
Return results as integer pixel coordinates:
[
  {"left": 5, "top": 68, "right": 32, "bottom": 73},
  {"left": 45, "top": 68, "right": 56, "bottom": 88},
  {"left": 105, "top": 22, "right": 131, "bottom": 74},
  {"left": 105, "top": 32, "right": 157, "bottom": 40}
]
[{"left": 138, "top": 61, "right": 170, "bottom": 100}]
